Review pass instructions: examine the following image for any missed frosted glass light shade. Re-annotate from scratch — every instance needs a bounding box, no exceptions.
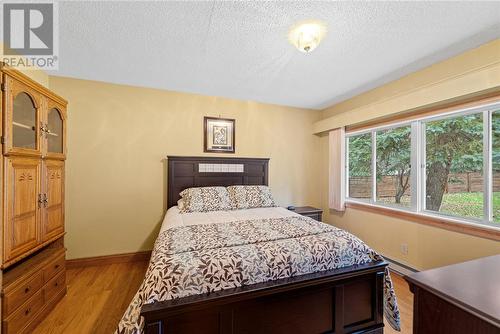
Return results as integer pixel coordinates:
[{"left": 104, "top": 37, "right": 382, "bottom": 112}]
[{"left": 288, "top": 20, "right": 327, "bottom": 53}]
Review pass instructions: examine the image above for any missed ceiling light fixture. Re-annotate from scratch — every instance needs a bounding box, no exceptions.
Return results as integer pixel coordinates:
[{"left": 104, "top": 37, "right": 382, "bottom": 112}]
[{"left": 288, "top": 20, "right": 327, "bottom": 53}]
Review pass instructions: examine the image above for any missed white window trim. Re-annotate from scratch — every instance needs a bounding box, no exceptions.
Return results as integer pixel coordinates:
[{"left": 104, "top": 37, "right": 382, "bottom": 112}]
[
  {"left": 345, "top": 101, "right": 500, "bottom": 230},
  {"left": 345, "top": 198, "right": 500, "bottom": 232},
  {"left": 371, "top": 131, "right": 376, "bottom": 203},
  {"left": 484, "top": 110, "right": 493, "bottom": 222},
  {"left": 411, "top": 121, "right": 423, "bottom": 212}
]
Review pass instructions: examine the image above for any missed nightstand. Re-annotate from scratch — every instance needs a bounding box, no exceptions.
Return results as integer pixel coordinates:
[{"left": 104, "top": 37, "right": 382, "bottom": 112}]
[{"left": 289, "top": 206, "right": 323, "bottom": 222}]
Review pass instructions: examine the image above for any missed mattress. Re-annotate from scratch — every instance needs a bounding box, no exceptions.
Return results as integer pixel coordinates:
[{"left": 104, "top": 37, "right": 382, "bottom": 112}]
[
  {"left": 160, "top": 205, "right": 299, "bottom": 232},
  {"left": 117, "top": 206, "right": 401, "bottom": 334}
]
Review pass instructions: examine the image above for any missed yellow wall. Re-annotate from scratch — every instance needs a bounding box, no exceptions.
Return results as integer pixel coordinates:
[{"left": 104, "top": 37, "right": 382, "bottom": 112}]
[
  {"left": 317, "top": 39, "right": 500, "bottom": 270},
  {"left": 315, "top": 39, "right": 500, "bottom": 134},
  {"left": 49, "top": 76, "right": 322, "bottom": 260},
  {"left": 47, "top": 40, "right": 500, "bottom": 267},
  {"left": 19, "top": 68, "right": 49, "bottom": 88}
]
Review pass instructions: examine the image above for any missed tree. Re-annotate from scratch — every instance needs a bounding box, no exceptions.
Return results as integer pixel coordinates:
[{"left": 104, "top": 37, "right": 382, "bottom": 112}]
[
  {"left": 376, "top": 127, "right": 411, "bottom": 204},
  {"left": 493, "top": 112, "right": 500, "bottom": 173},
  {"left": 348, "top": 133, "right": 372, "bottom": 177},
  {"left": 425, "top": 114, "right": 483, "bottom": 211},
  {"left": 348, "top": 128, "right": 412, "bottom": 203}
]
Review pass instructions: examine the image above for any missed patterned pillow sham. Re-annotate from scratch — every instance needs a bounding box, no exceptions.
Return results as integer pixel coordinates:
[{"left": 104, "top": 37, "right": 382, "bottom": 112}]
[
  {"left": 179, "top": 187, "right": 232, "bottom": 213},
  {"left": 227, "top": 185, "right": 276, "bottom": 209}
]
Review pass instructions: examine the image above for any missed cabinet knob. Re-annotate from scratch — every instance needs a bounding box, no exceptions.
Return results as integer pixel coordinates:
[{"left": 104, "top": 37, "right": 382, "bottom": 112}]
[
  {"left": 38, "top": 194, "right": 43, "bottom": 208},
  {"left": 24, "top": 286, "right": 30, "bottom": 294},
  {"left": 40, "top": 122, "right": 48, "bottom": 136},
  {"left": 25, "top": 308, "right": 31, "bottom": 316}
]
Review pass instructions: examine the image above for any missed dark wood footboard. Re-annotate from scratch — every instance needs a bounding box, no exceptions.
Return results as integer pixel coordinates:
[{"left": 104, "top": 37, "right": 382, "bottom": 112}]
[{"left": 141, "top": 261, "right": 387, "bottom": 334}]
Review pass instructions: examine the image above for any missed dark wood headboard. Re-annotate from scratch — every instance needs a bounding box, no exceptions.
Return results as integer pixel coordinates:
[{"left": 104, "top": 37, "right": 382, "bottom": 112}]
[{"left": 167, "top": 156, "right": 269, "bottom": 208}]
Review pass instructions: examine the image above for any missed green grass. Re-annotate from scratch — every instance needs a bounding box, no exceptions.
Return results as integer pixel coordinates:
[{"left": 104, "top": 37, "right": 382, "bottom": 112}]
[
  {"left": 439, "top": 192, "right": 483, "bottom": 220},
  {"left": 379, "top": 192, "right": 500, "bottom": 223},
  {"left": 440, "top": 192, "right": 500, "bottom": 223},
  {"left": 494, "top": 192, "right": 500, "bottom": 223}
]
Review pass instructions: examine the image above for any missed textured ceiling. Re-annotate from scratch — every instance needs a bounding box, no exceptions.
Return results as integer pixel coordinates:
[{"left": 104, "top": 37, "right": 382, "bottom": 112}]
[{"left": 52, "top": 1, "right": 500, "bottom": 109}]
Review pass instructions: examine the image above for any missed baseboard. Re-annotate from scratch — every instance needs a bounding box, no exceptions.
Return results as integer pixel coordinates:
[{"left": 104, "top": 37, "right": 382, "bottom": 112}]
[
  {"left": 383, "top": 256, "right": 419, "bottom": 277},
  {"left": 66, "top": 250, "right": 152, "bottom": 268}
]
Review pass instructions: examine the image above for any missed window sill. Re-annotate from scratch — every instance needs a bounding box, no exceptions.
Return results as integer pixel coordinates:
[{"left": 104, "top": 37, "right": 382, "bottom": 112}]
[{"left": 344, "top": 200, "right": 500, "bottom": 241}]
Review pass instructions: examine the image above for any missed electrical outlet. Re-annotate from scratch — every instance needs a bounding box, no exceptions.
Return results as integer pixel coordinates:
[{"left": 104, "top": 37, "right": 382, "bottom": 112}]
[{"left": 400, "top": 243, "right": 408, "bottom": 255}]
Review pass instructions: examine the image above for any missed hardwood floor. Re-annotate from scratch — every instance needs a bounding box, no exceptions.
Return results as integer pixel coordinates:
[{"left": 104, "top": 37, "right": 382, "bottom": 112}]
[
  {"left": 33, "top": 261, "right": 148, "bottom": 334},
  {"left": 34, "top": 261, "right": 414, "bottom": 333},
  {"left": 385, "top": 272, "right": 414, "bottom": 334}
]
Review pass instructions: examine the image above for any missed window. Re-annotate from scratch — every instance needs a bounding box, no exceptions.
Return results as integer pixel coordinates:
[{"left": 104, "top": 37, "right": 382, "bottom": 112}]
[
  {"left": 347, "top": 134, "right": 372, "bottom": 200},
  {"left": 424, "top": 113, "right": 483, "bottom": 220},
  {"left": 345, "top": 101, "right": 500, "bottom": 228},
  {"left": 376, "top": 126, "right": 411, "bottom": 207}
]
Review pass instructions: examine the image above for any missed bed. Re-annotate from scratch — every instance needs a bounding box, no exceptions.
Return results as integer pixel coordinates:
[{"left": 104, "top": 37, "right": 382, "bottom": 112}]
[{"left": 117, "top": 156, "right": 400, "bottom": 334}]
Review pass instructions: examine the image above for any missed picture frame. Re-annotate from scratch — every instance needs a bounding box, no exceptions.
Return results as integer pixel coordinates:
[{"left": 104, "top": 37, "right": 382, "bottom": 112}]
[{"left": 204, "top": 116, "right": 235, "bottom": 153}]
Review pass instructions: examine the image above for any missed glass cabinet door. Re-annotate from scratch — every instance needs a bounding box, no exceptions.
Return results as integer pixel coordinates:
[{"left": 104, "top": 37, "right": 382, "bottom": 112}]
[
  {"left": 12, "top": 92, "right": 37, "bottom": 149},
  {"left": 47, "top": 108, "right": 64, "bottom": 154}
]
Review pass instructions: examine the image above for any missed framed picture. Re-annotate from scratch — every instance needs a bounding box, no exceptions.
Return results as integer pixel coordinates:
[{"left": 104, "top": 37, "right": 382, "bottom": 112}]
[{"left": 204, "top": 117, "right": 235, "bottom": 153}]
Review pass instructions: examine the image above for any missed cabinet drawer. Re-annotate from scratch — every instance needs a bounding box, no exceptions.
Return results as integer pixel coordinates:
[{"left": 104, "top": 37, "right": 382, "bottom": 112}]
[
  {"left": 45, "top": 271, "right": 66, "bottom": 302},
  {"left": 3, "top": 271, "right": 43, "bottom": 316},
  {"left": 43, "top": 253, "right": 65, "bottom": 282},
  {"left": 3, "top": 290, "right": 44, "bottom": 334}
]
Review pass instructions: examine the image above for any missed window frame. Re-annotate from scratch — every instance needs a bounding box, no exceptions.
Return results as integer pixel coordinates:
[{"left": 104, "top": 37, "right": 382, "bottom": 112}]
[{"left": 345, "top": 101, "right": 500, "bottom": 230}]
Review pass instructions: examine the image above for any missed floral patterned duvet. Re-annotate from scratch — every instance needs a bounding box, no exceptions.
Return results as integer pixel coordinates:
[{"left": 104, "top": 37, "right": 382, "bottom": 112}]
[{"left": 117, "top": 215, "right": 401, "bottom": 333}]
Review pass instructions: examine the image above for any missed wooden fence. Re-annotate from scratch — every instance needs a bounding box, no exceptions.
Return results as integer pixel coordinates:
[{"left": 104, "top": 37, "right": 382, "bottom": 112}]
[{"left": 349, "top": 172, "right": 500, "bottom": 198}]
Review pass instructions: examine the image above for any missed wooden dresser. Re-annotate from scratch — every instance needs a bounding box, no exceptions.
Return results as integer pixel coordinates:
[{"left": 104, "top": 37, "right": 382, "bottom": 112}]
[
  {"left": 405, "top": 255, "right": 500, "bottom": 334},
  {"left": 0, "top": 63, "right": 68, "bottom": 334}
]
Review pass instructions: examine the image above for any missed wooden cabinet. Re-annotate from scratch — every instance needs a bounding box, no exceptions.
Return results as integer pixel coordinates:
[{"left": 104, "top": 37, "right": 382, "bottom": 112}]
[
  {"left": 1, "top": 63, "right": 68, "bottom": 333},
  {"left": 2, "top": 246, "right": 66, "bottom": 334},
  {"left": 3, "top": 157, "right": 42, "bottom": 262},
  {"left": 3, "top": 158, "right": 66, "bottom": 263},
  {"left": 44, "top": 100, "right": 66, "bottom": 160},
  {"left": 1, "top": 65, "right": 68, "bottom": 267},
  {"left": 41, "top": 160, "right": 64, "bottom": 242},
  {"left": 405, "top": 255, "right": 500, "bottom": 334},
  {"left": 2, "top": 270, "right": 43, "bottom": 315},
  {"left": 2, "top": 75, "right": 43, "bottom": 157},
  {"left": 3, "top": 79, "right": 67, "bottom": 159}
]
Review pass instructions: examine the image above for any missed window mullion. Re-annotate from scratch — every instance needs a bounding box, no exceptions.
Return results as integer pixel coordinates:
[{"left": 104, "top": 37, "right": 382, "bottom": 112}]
[
  {"left": 345, "top": 137, "right": 349, "bottom": 198},
  {"left": 371, "top": 131, "right": 377, "bottom": 203},
  {"left": 420, "top": 122, "right": 427, "bottom": 213},
  {"left": 410, "top": 121, "right": 422, "bottom": 212},
  {"left": 483, "top": 110, "right": 493, "bottom": 222}
]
